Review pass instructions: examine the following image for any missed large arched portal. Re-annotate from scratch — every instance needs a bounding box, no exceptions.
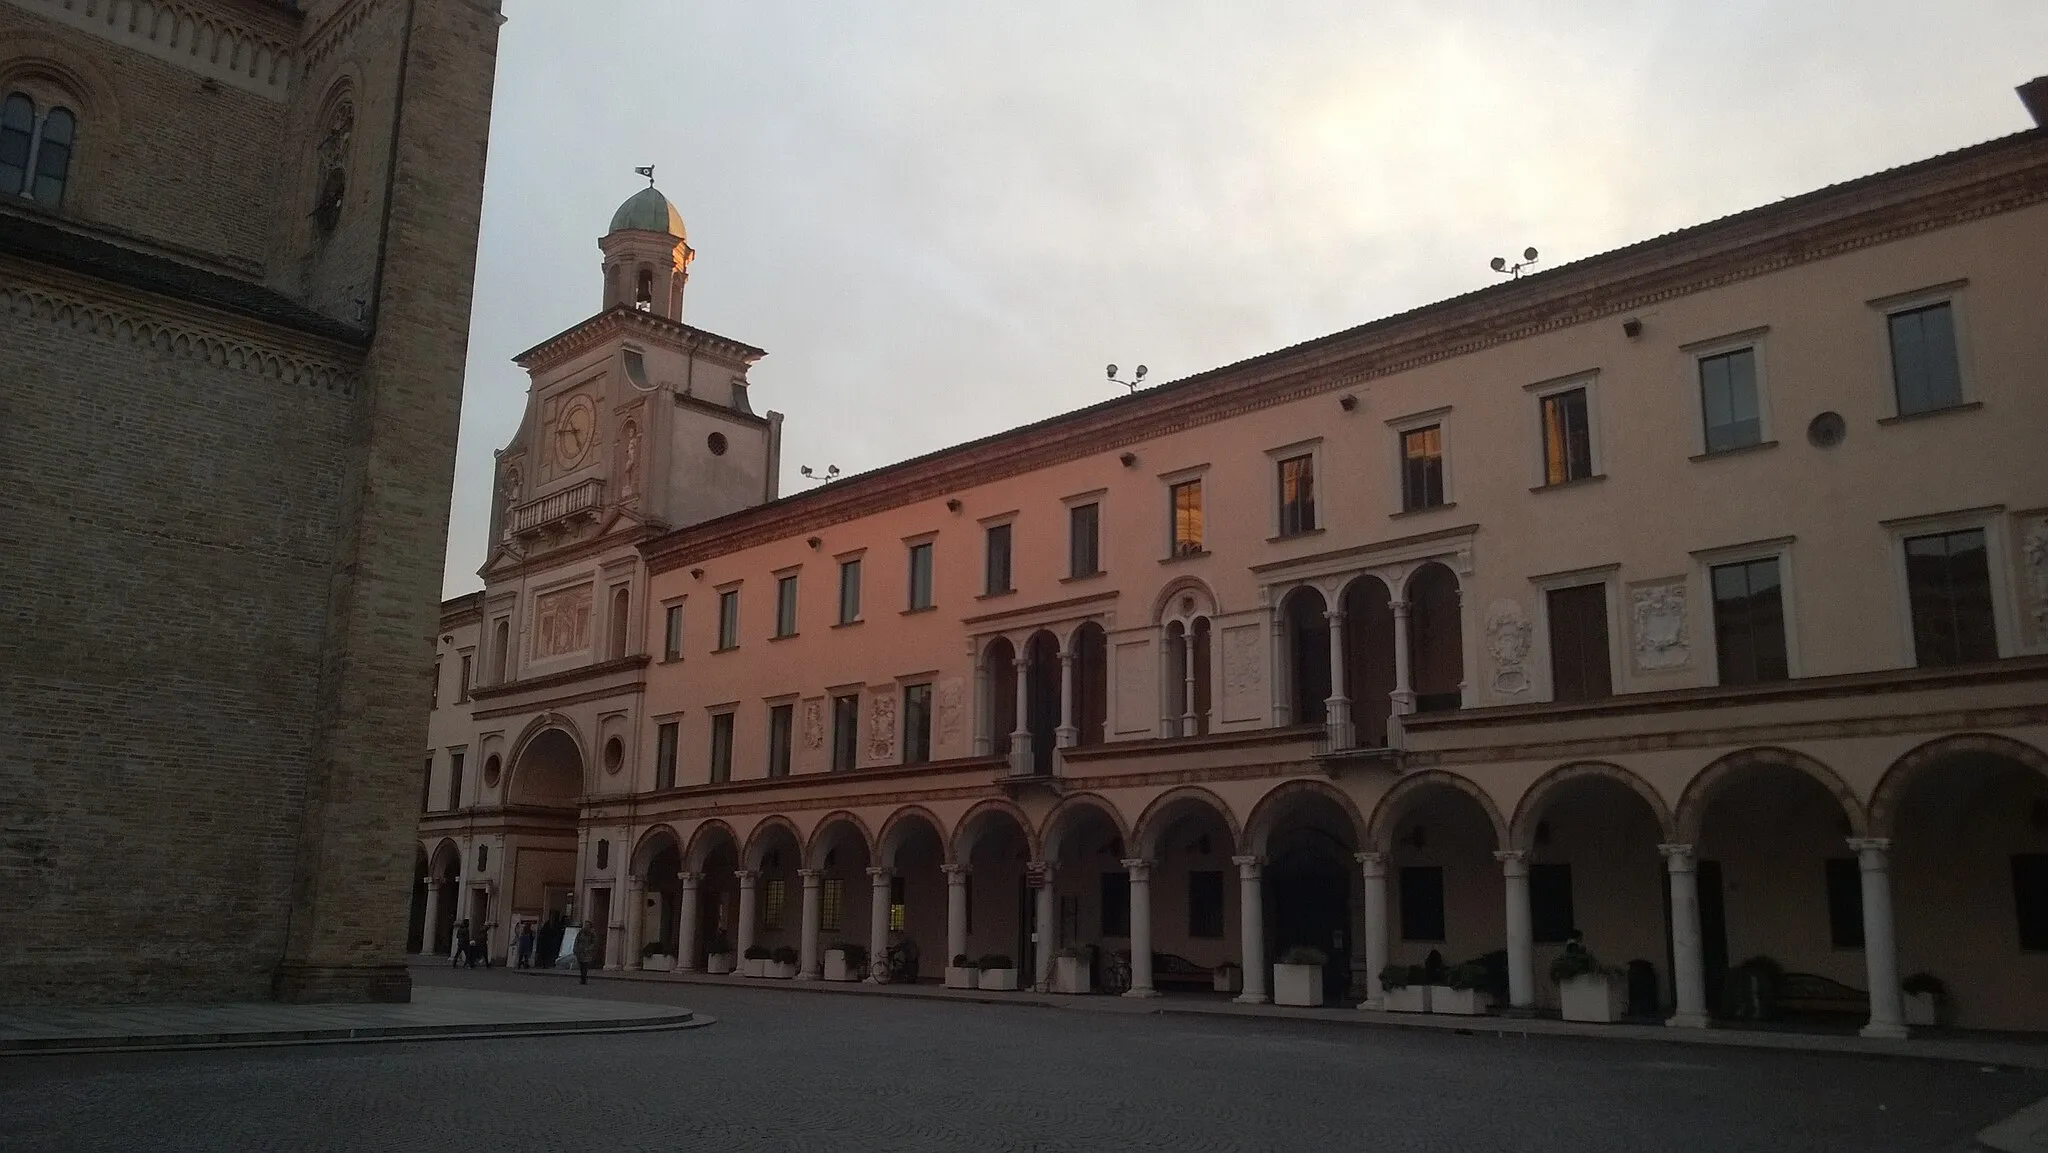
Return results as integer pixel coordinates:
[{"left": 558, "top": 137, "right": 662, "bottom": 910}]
[
  {"left": 501, "top": 726, "right": 584, "bottom": 970},
  {"left": 1249, "top": 784, "right": 1363, "bottom": 1002}
]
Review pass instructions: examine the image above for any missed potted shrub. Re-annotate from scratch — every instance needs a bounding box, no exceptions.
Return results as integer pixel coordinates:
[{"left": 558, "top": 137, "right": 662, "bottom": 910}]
[
  {"left": 1052, "top": 946, "right": 1092, "bottom": 994},
  {"left": 977, "top": 953, "right": 1019, "bottom": 991},
  {"left": 824, "top": 943, "right": 867, "bottom": 982},
  {"left": 1431, "top": 962, "right": 1494, "bottom": 1016},
  {"left": 946, "top": 952, "right": 980, "bottom": 989},
  {"left": 705, "top": 935, "right": 735, "bottom": 975},
  {"left": 1378, "top": 963, "right": 1430, "bottom": 1013},
  {"left": 640, "top": 941, "right": 675, "bottom": 973},
  {"left": 1722, "top": 955, "right": 1783, "bottom": 1022},
  {"left": 766, "top": 945, "right": 799, "bottom": 979},
  {"left": 1214, "top": 961, "right": 1244, "bottom": 995},
  {"left": 1902, "top": 972, "right": 1945, "bottom": 1027},
  {"left": 1551, "top": 948, "right": 1623, "bottom": 1023},
  {"left": 1273, "top": 946, "right": 1327, "bottom": 1007},
  {"left": 741, "top": 944, "right": 772, "bottom": 979}
]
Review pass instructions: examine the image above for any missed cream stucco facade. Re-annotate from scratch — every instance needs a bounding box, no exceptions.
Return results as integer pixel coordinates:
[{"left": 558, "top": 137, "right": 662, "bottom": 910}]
[{"left": 417, "top": 90, "right": 2048, "bottom": 1036}]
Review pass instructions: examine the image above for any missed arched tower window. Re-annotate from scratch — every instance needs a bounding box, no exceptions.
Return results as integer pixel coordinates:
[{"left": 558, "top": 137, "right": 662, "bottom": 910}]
[
  {"left": 311, "top": 86, "right": 353, "bottom": 235},
  {"left": 1, "top": 92, "right": 76, "bottom": 207},
  {"left": 635, "top": 267, "right": 655, "bottom": 311}
]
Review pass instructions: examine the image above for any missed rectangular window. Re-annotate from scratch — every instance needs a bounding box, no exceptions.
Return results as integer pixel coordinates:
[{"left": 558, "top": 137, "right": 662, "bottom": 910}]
[
  {"left": 1400, "top": 425, "right": 1445, "bottom": 511},
  {"left": 774, "top": 575, "right": 798, "bottom": 637},
  {"left": 1711, "top": 558, "right": 1789, "bottom": 685},
  {"left": 655, "top": 721, "right": 679, "bottom": 789},
  {"left": 2013, "top": 854, "right": 2048, "bottom": 951},
  {"left": 767, "top": 703, "right": 794, "bottom": 777},
  {"left": 421, "top": 756, "right": 433, "bottom": 813},
  {"left": 1187, "top": 870, "right": 1225, "bottom": 939},
  {"left": 1825, "top": 858, "right": 1864, "bottom": 949},
  {"left": 1399, "top": 866, "right": 1446, "bottom": 941},
  {"left": 709, "top": 712, "right": 734, "bottom": 783},
  {"left": 831, "top": 693, "right": 860, "bottom": 772},
  {"left": 985, "top": 523, "right": 1013, "bottom": 595},
  {"left": 1277, "top": 454, "right": 1316, "bottom": 535},
  {"left": 907, "top": 542, "right": 934, "bottom": 610},
  {"left": 763, "top": 878, "right": 787, "bottom": 931},
  {"left": 1546, "top": 583, "right": 1613, "bottom": 701},
  {"left": 889, "top": 875, "right": 906, "bottom": 931},
  {"left": 1170, "top": 480, "right": 1203, "bottom": 555},
  {"left": 431, "top": 661, "right": 440, "bottom": 710},
  {"left": 1698, "top": 347, "right": 1762, "bottom": 453},
  {"left": 458, "top": 655, "right": 472, "bottom": 703},
  {"left": 821, "top": 878, "right": 845, "bottom": 933},
  {"left": 717, "top": 589, "right": 739, "bottom": 650},
  {"left": 1530, "top": 863, "right": 1574, "bottom": 944},
  {"left": 1888, "top": 301, "right": 1963, "bottom": 416},
  {"left": 1100, "top": 870, "right": 1131, "bottom": 937},
  {"left": 1905, "top": 528, "right": 1997, "bottom": 666},
  {"left": 663, "top": 605, "right": 683, "bottom": 660},
  {"left": 1540, "top": 388, "right": 1593, "bottom": 485},
  {"left": 446, "top": 750, "right": 465, "bottom": 811},
  {"left": 1069, "top": 503, "right": 1100, "bottom": 578},
  {"left": 902, "top": 683, "right": 932, "bottom": 765},
  {"left": 838, "top": 558, "right": 862, "bottom": 624}
]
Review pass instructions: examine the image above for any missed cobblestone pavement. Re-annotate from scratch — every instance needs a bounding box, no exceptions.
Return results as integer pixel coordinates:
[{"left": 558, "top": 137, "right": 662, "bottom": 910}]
[{"left": 4, "top": 968, "right": 2041, "bottom": 1153}]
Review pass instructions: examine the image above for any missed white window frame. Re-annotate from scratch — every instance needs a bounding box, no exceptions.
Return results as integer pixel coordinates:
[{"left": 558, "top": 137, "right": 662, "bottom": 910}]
[
  {"left": 1524, "top": 371, "right": 1604, "bottom": 489},
  {"left": 899, "top": 677, "right": 937, "bottom": 765},
  {"left": 715, "top": 583, "right": 741, "bottom": 651},
  {"left": 1062, "top": 489, "right": 1107, "bottom": 581},
  {"left": 707, "top": 705, "right": 738, "bottom": 783},
  {"left": 1690, "top": 536, "right": 1801, "bottom": 684},
  {"left": 1264, "top": 438, "right": 1323, "bottom": 539},
  {"left": 1881, "top": 505, "right": 2016, "bottom": 666},
  {"left": 765, "top": 695, "right": 798, "bottom": 777},
  {"left": 1529, "top": 563, "right": 1624, "bottom": 701},
  {"left": 1159, "top": 463, "right": 1211, "bottom": 558},
  {"left": 1868, "top": 280, "right": 1976, "bottom": 421},
  {"left": 661, "top": 598, "right": 685, "bottom": 662},
  {"left": 651, "top": 713, "right": 682, "bottom": 790},
  {"left": 1386, "top": 406, "right": 1454, "bottom": 515},
  {"left": 978, "top": 511, "right": 1019, "bottom": 597},
  {"left": 904, "top": 533, "right": 938, "bottom": 612},
  {"left": 1681, "top": 327, "right": 1775, "bottom": 458},
  {"left": 772, "top": 567, "right": 800, "bottom": 638},
  {"left": 835, "top": 549, "right": 865, "bottom": 626}
]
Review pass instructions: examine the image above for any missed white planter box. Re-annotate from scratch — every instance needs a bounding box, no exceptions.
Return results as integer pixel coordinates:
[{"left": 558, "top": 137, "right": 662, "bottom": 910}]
[
  {"left": 1429, "top": 986, "right": 1490, "bottom": 1016},
  {"left": 642, "top": 955, "right": 674, "bottom": 973},
  {"left": 1052, "top": 956, "right": 1092, "bottom": 994},
  {"left": 945, "top": 966, "right": 980, "bottom": 990},
  {"left": 765, "top": 961, "right": 797, "bottom": 979},
  {"left": 1214, "top": 967, "right": 1243, "bottom": 995},
  {"left": 706, "top": 953, "right": 734, "bottom": 975},
  {"left": 1381, "top": 984, "right": 1430, "bottom": 1013},
  {"left": 741, "top": 957, "right": 767, "bottom": 978},
  {"left": 1273, "top": 963, "right": 1323, "bottom": 1007},
  {"left": 978, "top": 967, "right": 1019, "bottom": 991},
  {"left": 824, "top": 950, "right": 862, "bottom": 982},
  {"left": 1904, "top": 991, "right": 1938, "bottom": 1027},
  {"left": 1559, "top": 973, "right": 1622, "bottom": 1023}
]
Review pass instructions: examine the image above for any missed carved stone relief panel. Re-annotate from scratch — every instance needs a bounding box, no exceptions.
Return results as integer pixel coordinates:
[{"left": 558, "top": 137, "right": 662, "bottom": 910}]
[
  {"left": 1114, "top": 640, "right": 1153, "bottom": 734},
  {"left": 1220, "top": 624, "right": 1265, "bottom": 722},
  {"left": 868, "top": 692, "right": 897, "bottom": 762},
  {"left": 1629, "top": 580, "right": 1690, "bottom": 673},
  {"left": 2020, "top": 512, "right": 2048, "bottom": 648},
  {"left": 800, "top": 697, "right": 825, "bottom": 751},
  {"left": 533, "top": 583, "right": 593, "bottom": 659},
  {"left": 1483, "top": 599, "right": 1533, "bottom": 696},
  {"left": 618, "top": 418, "right": 642, "bottom": 501},
  {"left": 937, "top": 677, "right": 965, "bottom": 748}
]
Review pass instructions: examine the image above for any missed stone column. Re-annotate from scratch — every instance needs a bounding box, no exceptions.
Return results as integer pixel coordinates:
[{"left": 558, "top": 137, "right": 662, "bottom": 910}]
[
  {"left": 1159, "top": 633, "right": 1178, "bottom": 738},
  {"left": 973, "top": 659, "right": 992, "bottom": 757},
  {"left": 1323, "top": 608, "right": 1353, "bottom": 748},
  {"left": 1270, "top": 612, "right": 1292, "bottom": 727},
  {"left": 1390, "top": 599, "right": 1416, "bottom": 715},
  {"left": 866, "top": 866, "right": 892, "bottom": 982},
  {"left": 1010, "top": 655, "right": 1032, "bottom": 775},
  {"left": 735, "top": 869, "right": 760, "bottom": 964},
  {"left": 1032, "top": 863, "right": 1057, "bottom": 992},
  {"left": 624, "top": 875, "right": 646, "bottom": 971},
  {"left": 797, "top": 868, "right": 824, "bottom": 979},
  {"left": 419, "top": 881, "right": 444, "bottom": 957},
  {"left": 1181, "top": 639, "right": 1199, "bottom": 737},
  {"left": 676, "top": 871, "right": 702, "bottom": 972},
  {"left": 1057, "top": 648, "right": 1078, "bottom": 749},
  {"left": 1122, "top": 858, "right": 1159, "bottom": 997},
  {"left": 1497, "top": 850, "right": 1534, "bottom": 1010},
  {"left": 605, "top": 883, "right": 627, "bottom": 971},
  {"left": 1233, "top": 854, "right": 1269, "bottom": 1004},
  {"left": 1356, "top": 852, "right": 1389, "bottom": 1010},
  {"left": 1850, "top": 837, "right": 1908, "bottom": 1038},
  {"left": 1657, "top": 844, "right": 1708, "bottom": 1027},
  {"left": 943, "top": 864, "right": 969, "bottom": 964}
]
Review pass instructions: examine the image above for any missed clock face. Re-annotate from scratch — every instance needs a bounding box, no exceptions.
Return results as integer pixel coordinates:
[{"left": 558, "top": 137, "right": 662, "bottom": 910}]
[{"left": 553, "top": 395, "right": 597, "bottom": 469}]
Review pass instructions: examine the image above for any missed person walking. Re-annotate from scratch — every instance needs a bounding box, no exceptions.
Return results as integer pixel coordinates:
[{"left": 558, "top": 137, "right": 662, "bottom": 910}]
[
  {"left": 516, "top": 922, "right": 536, "bottom": 969},
  {"left": 572, "top": 920, "right": 597, "bottom": 985},
  {"left": 450, "top": 919, "right": 469, "bottom": 968}
]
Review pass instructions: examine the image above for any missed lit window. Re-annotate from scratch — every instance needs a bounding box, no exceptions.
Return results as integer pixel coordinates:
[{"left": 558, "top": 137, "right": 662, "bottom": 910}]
[
  {"left": 1277, "top": 455, "right": 1315, "bottom": 535},
  {"left": 1169, "top": 480, "right": 1202, "bottom": 555},
  {"left": 1540, "top": 388, "right": 1593, "bottom": 485},
  {"left": 1401, "top": 426, "right": 1444, "bottom": 511},
  {"left": 821, "top": 878, "right": 845, "bottom": 933},
  {"left": 889, "top": 875, "right": 906, "bottom": 931},
  {"left": 763, "top": 878, "right": 787, "bottom": 931}
]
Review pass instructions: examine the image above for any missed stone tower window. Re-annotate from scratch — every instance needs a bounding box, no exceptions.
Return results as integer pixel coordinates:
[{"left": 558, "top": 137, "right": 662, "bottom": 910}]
[
  {"left": 1, "top": 91, "right": 76, "bottom": 207},
  {"left": 312, "top": 88, "right": 353, "bottom": 235},
  {"left": 635, "top": 267, "right": 654, "bottom": 311}
]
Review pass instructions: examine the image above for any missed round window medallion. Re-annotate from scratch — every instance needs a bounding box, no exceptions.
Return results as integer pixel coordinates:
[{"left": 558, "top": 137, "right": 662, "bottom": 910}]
[
  {"left": 603, "top": 737, "right": 625, "bottom": 774},
  {"left": 482, "top": 754, "right": 502, "bottom": 788},
  {"left": 707, "top": 431, "right": 728, "bottom": 456},
  {"left": 1807, "top": 411, "right": 1846, "bottom": 448}
]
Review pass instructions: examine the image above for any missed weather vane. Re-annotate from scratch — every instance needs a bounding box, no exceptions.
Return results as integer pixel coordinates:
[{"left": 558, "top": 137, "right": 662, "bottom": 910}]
[
  {"left": 1491, "top": 247, "right": 1540, "bottom": 279},
  {"left": 1106, "top": 363, "right": 1148, "bottom": 393},
  {"left": 634, "top": 164, "right": 655, "bottom": 187}
]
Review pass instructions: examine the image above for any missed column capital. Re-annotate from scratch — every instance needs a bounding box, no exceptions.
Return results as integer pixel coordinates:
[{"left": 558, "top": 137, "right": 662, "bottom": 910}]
[
  {"left": 734, "top": 868, "right": 759, "bottom": 885},
  {"left": 1390, "top": 598, "right": 1410, "bottom": 616},
  {"left": 1323, "top": 608, "right": 1346, "bottom": 625},
  {"left": 1846, "top": 836, "right": 1893, "bottom": 857},
  {"left": 1060, "top": 650, "right": 1076, "bottom": 666},
  {"left": 798, "top": 868, "right": 822, "bottom": 883},
  {"left": 676, "top": 870, "right": 701, "bottom": 888},
  {"left": 1354, "top": 850, "right": 1387, "bottom": 877},
  {"left": 941, "top": 863, "right": 969, "bottom": 879},
  {"left": 1013, "top": 656, "right": 1030, "bottom": 671},
  {"left": 625, "top": 873, "right": 645, "bottom": 890},
  {"left": 1120, "top": 857, "right": 1153, "bottom": 880},
  {"left": 865, "top": 866, "right": 892, "bottom": 882},
  {"left": 1657, "top": 843, "right": 1697, "bottom": 872},
  {"left": 1231, "top": 853, "right": 1263, "bottom": 878},
  {"left": 1028, "top": 860, "right": 1056, "bottom": 881},
  {"left": 1492, "top": 849, "right": 1529, "bottom": 873}
]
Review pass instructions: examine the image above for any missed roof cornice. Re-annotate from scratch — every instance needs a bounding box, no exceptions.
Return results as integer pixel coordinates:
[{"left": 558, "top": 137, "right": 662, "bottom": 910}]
[
  {"left": 643, "top": 129, "right": 2048, "bottom": 576},
  {"left": 512, "top": 307, "right": 766, "bottom": 375}
]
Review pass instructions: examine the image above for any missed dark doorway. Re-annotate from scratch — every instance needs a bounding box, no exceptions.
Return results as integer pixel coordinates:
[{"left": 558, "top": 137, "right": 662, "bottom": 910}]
[
  {"left": 1342, "top": 578, "right": 1395, "bottom": 746},
  {"left": 1072, "top": 623, "right": 1109, "bottom": 746},
  {"left": 406, "top": 858, "right": 427, "bottom": 954},
  {"left": 1026, "top": 632, "right": 1061, "bottom": 775},
  {"left": 987, "top": 637, "right": 1017, "bottom": 756},
  {"left": 1269, "top": 851, "right": 1352, "bottom": 1001},
  {"left": 1017, "top": 875, "right": 1037, "bottom": 987},
  {"left": 1284, "top": 589, "right": 1330, "bottom": 725}
]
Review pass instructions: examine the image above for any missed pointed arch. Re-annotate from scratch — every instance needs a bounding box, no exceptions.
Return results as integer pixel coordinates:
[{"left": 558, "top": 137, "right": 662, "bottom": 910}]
[
  {"left": 1868, "top": 732, "right": 2048, "bottom": 839},
  {"left": 1674, "top": 746, "right": 1865, "bottom": 843},
  {"left": 741, "top": 815, "right": 804, "bottom": 870},
  {"left": 804, "top": 809, "right": 876, "bottom": 869},
  {"left": 1242, "top": 777, "right": 1367, "bottom": 857},
  {"left": 949, "top": 798, "right": 1038, "bottom": 864},
  {"left": 683, "top": 819, "right": 739, "bottom": 871},
  {"left": 1040, "top": 791, "right": 1131, "bottom": 862},
  {"left": 877, "top": 804, "right": 952, "bottom": 866},
  {"left": 1365, "top": 768, "right": 1508, "bottom": 851},
  {"left": 1508, "top": 761, "right": 1675, "bottom": 850},
  {"left": 1130, "top": 785, "right": 1241, "bottom": 860}
]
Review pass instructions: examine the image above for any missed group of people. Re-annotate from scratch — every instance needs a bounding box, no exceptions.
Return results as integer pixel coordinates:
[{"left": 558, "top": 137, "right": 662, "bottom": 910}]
[{"left": 450, "top": 913, "right": 599, "bottom": 984}]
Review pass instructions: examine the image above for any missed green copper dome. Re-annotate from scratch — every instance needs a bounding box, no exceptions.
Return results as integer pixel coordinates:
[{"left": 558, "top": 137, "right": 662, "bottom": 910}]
[{"left": 608, "top": 186, "right": 685, "bottom": 238}]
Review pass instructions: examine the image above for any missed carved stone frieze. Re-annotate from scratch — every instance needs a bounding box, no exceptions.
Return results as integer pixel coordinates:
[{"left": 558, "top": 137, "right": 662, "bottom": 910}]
[
  {"left": 867, "top": 693, "right": 896, "bottom": 762},
  {"left": 1484, "top": 599, "right": 1533, "bottom": 696},
  {"left": 1630, "top": 581, "right": 1690, "bottom": 672},
  {"left": 937, "top": 677, "right": 964, "bottom": 746}
]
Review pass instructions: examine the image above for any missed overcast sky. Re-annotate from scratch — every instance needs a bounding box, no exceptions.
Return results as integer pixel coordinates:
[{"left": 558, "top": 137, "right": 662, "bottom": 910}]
[{"left": 440, "top": 0, "right": 2046, "bottom": 597}]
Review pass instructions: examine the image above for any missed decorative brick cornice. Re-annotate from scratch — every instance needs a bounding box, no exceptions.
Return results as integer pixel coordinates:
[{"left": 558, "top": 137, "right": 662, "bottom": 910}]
[
  {"left": 644, "top": 130, "right": 2048, "bottom": 577},
  {"left": 298, "top": 0, "right": 386, "bottom": 75},
  {"left": 4, "top": 0, "right": 299, "bottom": 99},
  {"left": 513, "top": 307, "right": 765, "bottom": 375}
]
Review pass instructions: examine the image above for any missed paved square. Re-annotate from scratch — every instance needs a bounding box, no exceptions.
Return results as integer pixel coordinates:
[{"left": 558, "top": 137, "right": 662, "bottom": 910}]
[{"left": 4, "top": 969, "right": 2040, "bottom": 1152}]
